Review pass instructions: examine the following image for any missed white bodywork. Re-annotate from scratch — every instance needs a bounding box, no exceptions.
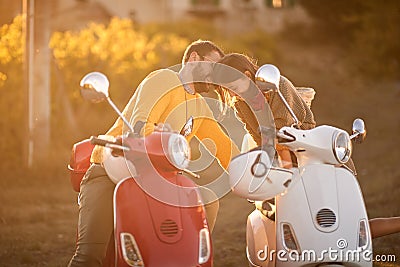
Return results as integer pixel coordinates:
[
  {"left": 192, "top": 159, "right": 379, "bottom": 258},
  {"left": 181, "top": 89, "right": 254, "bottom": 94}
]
[
  {"left": 229, "top": 149, "right": 294, "bottom": 201},
  {"left": 241, "top": 133, "right": 258, "bottom": 153},
  {"left": 103, "top": 147, "right": 137, "bottom": 184},
  {"left": 232, "top": 125, "right": 372, "bottom": 267}
]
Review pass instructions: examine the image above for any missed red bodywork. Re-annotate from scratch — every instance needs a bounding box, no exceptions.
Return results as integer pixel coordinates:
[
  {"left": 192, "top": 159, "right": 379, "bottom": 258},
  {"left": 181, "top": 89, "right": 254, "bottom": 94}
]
[
  {"left": 68, "top": 139, "right": 94, "bottom": 192},
  {"left": 69, "top": 132, "right": 212, "bottom": 267}
]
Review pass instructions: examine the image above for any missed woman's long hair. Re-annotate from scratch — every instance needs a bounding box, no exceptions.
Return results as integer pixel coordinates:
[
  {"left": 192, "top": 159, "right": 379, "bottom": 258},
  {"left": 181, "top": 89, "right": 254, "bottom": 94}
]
[
  {"left": 211, "top": 53, "right": 259, "bottom": 108},
  {"left": 211, "top": 53, "right": 265, "bottom": 145}
]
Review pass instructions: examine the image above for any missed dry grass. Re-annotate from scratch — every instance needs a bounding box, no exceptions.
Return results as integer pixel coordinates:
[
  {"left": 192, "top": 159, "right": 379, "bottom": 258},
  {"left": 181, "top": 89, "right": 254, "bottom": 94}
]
[
  {"left": 0, "top": 172, "right": 77, "bottom": 266},
  {"left": 1, "top": 171, "right": 398, "bottom": 266}
]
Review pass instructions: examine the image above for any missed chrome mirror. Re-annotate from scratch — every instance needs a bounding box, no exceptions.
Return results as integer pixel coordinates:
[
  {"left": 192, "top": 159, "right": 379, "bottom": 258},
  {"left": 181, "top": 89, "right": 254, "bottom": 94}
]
[
  {"left": 351, "top": 118, "right": 367, "bottom": 144},
  {"left": 256, "top": 64, "right": 300, "bottom": 127},
  {"left": 80, "top": 72, "right": 110, "bottom": 103},
  {"left": 255, "top": 64, "right": 281, "bottom": 91},
  {"left": 79, "top": 72, "right": 134, "bottom": 133},
  {"left": 180, "top": 116, "right": 194, "bottom": 137}
]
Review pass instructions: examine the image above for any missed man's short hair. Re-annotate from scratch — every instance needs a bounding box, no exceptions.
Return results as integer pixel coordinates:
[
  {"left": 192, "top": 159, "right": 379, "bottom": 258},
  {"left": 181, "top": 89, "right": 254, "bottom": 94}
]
[{"left": 182, "top": 39, "right": 225, "bottom": 64}]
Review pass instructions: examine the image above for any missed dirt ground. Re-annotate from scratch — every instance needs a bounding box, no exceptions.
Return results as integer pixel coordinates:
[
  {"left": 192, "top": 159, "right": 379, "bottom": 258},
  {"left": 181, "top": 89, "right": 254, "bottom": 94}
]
[
  {"left": 1, "top": 42, "right": 400, "bottom": 266},
  {"left": 0, "top": 163, "right": 399, "bottom": 267}
]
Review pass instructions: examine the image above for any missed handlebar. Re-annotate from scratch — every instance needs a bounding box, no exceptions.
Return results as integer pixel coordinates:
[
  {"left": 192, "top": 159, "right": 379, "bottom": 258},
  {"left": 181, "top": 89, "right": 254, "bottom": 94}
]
[
  {"left": 182, "top": 169, "right": 201, "bottom": 179},
  {"left": 90, "top": 136, "right": 130, "bottom": 151}
]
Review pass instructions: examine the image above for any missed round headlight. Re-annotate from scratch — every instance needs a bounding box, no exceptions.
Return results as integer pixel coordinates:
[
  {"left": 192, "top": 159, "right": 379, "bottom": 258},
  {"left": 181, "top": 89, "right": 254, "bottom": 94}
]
[
  {"left": 332, "top": 131, "right": 352, "bottom": 164},
  {"left": 168, "top": 134, "right": 190, "bottom": 169}
]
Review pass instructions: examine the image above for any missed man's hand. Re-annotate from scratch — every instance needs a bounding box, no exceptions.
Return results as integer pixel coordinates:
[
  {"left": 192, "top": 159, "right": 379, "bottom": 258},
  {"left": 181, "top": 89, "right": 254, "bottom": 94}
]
[{"left": 154, "top": 123, "right": 173, "bottom": 132}]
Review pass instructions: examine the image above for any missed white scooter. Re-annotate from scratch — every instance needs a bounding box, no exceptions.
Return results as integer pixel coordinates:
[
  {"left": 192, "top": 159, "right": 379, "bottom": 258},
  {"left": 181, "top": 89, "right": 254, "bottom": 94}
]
[{"left": 228, "top": 65, "right": 372, "bottom": 267}]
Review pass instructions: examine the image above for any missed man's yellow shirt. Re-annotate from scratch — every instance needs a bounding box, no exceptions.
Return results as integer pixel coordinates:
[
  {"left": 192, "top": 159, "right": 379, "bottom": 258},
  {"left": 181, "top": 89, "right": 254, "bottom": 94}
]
[{"left": 91, "top": 68, "right": 239, "bottom": 170}]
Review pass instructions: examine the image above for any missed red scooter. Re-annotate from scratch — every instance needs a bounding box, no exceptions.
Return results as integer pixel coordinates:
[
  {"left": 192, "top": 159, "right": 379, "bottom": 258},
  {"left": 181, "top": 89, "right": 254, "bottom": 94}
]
[{"left": 68, "top": 72, "right": 213, "bottom": 267}]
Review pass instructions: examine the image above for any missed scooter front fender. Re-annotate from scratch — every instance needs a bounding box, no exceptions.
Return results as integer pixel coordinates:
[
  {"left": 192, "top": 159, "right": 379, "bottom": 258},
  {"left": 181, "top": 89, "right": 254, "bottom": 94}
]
[
  {"left": 113, "top": 175, "right": 212, "bottom": 267},
  {"left": 247, "top": 209, "right": 276, "bottom": 267},
  {"left": 276, "top": 165, "right": 372, "bottom": 267}
]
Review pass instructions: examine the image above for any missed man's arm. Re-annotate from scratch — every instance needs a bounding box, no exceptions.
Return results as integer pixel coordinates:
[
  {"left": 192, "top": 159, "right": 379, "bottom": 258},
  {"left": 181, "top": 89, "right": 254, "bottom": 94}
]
[
  {"left": 120, "top": 69, "right": 181, "bottom": 136},
  {"left": 90, "top": 69, "right": 180, "bottom": 163}
]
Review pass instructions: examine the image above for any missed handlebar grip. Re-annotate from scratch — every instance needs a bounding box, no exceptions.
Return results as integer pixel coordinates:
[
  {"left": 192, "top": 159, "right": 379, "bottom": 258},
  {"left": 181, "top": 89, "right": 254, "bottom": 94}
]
[
  {"left": 89, "top": 136, "right": 131, "bottom": 152},
  {"left": 90, "top": 136, "right": 115, "bottom": 147}
]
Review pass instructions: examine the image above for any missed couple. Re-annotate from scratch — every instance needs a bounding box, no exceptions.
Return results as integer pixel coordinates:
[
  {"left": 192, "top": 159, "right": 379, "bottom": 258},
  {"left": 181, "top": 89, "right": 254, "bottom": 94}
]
[{"left": 68, "top": 40, "right": 400, "bottom": 266}]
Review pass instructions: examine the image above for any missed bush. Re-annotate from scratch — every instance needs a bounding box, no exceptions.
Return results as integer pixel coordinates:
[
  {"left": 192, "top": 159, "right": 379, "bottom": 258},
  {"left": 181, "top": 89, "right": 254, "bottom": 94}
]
[
  {"left": 0, "top": 15, "right": 25, "bottom": 169},
  {"left": 0, "top": 15, "right": 277, "bottom": 169},
  {"left": 299, "top": 0, "right": 400, "bottom": 79},
  {"left": 0, "top": 16, "right": 190, "bottom": 169}
]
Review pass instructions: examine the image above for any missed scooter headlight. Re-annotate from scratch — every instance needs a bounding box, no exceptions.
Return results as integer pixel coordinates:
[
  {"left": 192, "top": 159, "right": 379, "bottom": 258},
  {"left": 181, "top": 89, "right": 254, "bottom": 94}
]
[
  {"left": 332, "top": 131, "right": 352, "bottom": 164},
  {"left": 167, "top": 134, "right": 190, "bottom": 170}
]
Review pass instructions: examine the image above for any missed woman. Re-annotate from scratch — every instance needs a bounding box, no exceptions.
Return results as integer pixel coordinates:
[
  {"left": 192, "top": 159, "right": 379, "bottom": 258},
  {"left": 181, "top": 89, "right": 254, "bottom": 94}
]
[
  {"left": 211, "top": 53, "right": 316, "bottom": 167},
  {"left": 211, "top": 52, "right": 400, "bottom": 239},
  {"left": 213, "top": 53, "right": 315, "bottom": 132}
]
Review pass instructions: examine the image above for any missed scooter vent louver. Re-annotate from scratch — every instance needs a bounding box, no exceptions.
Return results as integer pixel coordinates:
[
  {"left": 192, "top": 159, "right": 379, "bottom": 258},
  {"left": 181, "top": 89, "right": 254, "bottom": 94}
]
[
  {"left": 160, "top": 219, "right": 179, "bottom": 237},
  {"left": 316, "top": 208, "right": 336, "bottom": 228}
]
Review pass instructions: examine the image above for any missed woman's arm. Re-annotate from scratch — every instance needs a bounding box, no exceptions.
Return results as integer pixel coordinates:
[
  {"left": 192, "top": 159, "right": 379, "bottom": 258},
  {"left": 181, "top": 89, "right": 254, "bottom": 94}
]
[
  {"left": 369, "top": 217, "right": 400, "bottom": 238},
  {"left": 270, "top": 76, "right": 316, "bottom": 130}
]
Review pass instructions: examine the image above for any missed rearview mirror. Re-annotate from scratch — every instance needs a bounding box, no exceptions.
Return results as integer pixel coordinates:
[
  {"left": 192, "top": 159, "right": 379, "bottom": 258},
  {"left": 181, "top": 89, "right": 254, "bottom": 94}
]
[
  {"left": 255, "top": 64, "right": 281, "bottom": 92},
  {"left": 352, "top": 118, "right": 367, "bottom": 144},
  {"left": 256, "top": 64, "right": 300, "bottom": 127},
  {"left": 180, "top": 116, "right": 194, "bottom": 137},
  {"left": 79, "top": 72, "right": 134, "bottom": 133},
  {"left": 80, "top": 72, "right": 110, "bottom": 103}
]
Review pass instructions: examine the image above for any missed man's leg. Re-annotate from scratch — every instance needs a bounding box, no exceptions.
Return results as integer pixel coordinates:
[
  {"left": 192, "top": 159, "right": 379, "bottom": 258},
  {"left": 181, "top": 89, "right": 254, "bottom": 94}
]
[
  {"left": 68, "top": 164, "right": 115, "bottom": 267},
  {"left": 199, "top": 186, "right": 220, "bottom": 233}
]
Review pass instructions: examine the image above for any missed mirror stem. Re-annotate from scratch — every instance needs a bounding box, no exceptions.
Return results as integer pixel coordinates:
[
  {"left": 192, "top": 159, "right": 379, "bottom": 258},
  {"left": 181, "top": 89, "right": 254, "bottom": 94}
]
[
  {"left": 349, "top": 132, "right": 359, "bottom": 140},
  {"left": 276, "top": 90, "right": 299, "bottom": 127},
  {"left": 106, "top": 97, "right": 134, "bottom": 133}
]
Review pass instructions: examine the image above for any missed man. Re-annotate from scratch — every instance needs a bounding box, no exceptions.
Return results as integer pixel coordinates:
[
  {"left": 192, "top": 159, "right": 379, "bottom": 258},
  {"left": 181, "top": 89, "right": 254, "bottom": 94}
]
[{"left": 68, "top": 40, "right": 240, "bottom": 267}]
